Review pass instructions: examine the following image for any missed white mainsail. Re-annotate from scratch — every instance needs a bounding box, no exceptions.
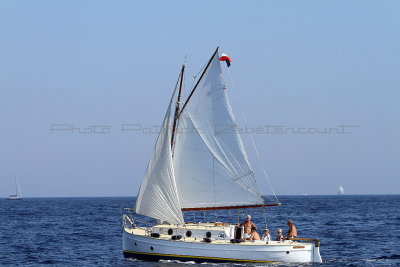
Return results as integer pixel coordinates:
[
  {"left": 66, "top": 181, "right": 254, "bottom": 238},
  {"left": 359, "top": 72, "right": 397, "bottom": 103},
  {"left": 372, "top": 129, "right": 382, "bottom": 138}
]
[
  {"left": 134, "top": 101, "right": 184, "bottom": 224},
  {"left": 16, "top": 175, "right": 22, "bottom": 197},
  {"left": 172, "top": 51, "right": 264, "bottom": 209}
]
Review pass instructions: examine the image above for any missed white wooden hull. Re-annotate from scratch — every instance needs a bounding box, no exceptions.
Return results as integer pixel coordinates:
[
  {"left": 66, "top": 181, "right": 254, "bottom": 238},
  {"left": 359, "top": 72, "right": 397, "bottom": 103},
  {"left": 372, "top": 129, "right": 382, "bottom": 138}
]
[{"left": 122, "top": 228, "right": 322, "bottom": 263}]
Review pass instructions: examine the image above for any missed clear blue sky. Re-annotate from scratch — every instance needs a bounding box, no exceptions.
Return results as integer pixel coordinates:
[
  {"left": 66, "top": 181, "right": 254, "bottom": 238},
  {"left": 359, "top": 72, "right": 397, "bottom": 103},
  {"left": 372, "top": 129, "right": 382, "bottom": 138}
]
[{"left": 0, "top": 0, "right": 399, "bottom": 197}]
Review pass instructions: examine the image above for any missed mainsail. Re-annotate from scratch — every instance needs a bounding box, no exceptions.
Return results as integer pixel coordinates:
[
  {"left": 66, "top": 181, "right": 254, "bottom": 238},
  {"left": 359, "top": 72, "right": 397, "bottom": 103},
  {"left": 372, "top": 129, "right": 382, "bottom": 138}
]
[
  {"left": 172, "top": 50, "right": 265, "bottom": 210},
  {"left": 15, "top": 175, "right": 22, "bottom": 197},
  {"left": 134, "top": 100, "right": 184, "bottom": 224}
]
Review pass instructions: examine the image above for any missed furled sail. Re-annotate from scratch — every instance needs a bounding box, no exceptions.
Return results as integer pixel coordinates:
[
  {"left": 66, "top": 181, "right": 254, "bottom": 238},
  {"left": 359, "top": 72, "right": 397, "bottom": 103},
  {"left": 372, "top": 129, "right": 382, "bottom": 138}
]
[
  {"left": 173, "top": 51, "right": 265, "bottom": 210},
  {"left": 134, "top": 101, "right": 184, "bottom": 224}
]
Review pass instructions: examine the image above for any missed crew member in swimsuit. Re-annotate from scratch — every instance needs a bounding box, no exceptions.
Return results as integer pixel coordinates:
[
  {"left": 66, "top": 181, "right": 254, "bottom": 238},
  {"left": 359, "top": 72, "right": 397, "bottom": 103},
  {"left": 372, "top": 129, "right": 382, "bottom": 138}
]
[
  {"left": 286, "top": 219, "right": 297, "bottom": 239},
  {"left": 239, "top": 215, "right": 256, "bottom": 240},
  {"left": 275, "top": 228, "right": 284, "bottom": 241}
]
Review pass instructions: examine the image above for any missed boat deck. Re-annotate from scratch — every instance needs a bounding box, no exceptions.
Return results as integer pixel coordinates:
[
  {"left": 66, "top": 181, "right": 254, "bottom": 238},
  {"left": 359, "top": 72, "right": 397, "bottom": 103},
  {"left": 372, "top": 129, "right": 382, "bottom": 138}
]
[
  {"left": 154, "top": 222, "right": 230, "bottom": 231},
  {"left": 124, "top": 226, "right": 306, "bottom": 246}
]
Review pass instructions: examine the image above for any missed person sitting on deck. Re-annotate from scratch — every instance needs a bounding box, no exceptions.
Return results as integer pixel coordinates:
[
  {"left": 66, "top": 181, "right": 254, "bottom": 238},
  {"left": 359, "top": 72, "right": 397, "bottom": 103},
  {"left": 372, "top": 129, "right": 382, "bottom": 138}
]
[
  {"left": 286, "top": 219, "right": 297, "bottom": 239},
  {"left": 261, "top": 228, "right": 271, "bottom": 241},
  {"left": 249, "top": 227, "right": 260, "bottom": 241},
  {"left": 275, "top": 228, "right": 284, "bottom": 241},
  {"left": 238, "top": 215, "right": 256, "bottom": 240}
]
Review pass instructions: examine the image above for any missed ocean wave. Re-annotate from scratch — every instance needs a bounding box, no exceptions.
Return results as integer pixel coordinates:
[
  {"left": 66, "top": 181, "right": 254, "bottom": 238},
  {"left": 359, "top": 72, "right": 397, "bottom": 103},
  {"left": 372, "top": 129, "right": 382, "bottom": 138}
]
[{"left": 375, "top": 254, "right": 400, "bottom": 260}]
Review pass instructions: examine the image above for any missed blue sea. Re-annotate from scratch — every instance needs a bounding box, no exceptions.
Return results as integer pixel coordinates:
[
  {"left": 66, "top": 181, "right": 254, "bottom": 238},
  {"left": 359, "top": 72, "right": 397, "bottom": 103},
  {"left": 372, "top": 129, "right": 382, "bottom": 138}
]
[{"left": 1, "top": 195, "right": 399, "bottom": 266}]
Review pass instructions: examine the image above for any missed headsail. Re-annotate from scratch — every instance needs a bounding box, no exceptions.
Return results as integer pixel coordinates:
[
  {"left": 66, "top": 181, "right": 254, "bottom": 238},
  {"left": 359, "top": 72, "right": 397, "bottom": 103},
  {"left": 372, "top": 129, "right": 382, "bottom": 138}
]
[
  {"left": 16, "top": 175, "right": 22, "bottom": 197},
  {"left": 134, "top": 100, "right": 184, "bottom": 224},
  {"left": 173, "top": 49, "right": 265, "bottom": 210}
]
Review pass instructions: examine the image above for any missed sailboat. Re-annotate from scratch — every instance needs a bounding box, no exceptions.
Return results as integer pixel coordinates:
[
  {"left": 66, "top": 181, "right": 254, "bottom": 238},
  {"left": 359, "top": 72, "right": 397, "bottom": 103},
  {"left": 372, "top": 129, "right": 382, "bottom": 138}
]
[
  {"left": 338, "top": 185, "right": 344, "bottom": 195},
  {"left": 122, "top": 47, "right": 322, "bottom": 263},
  {"left": 7, "top": 175, "right": 22, "bottom": 200}
]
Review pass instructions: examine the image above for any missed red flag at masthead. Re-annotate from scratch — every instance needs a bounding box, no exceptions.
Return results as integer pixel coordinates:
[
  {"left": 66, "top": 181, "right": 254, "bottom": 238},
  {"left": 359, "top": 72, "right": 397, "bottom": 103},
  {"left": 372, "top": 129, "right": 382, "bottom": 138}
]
[{"left": 219, "top": 53, "right": 231, "bottom": 67}]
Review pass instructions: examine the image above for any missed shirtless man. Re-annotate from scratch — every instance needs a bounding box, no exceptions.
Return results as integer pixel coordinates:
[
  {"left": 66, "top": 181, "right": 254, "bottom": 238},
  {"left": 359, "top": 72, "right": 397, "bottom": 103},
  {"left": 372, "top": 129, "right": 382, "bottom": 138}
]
[
  {"left": 249, "top": 227, "right": 260, "bottom": 241},
  {"left": 239, "top": 215, "right": 256, "bottom": 240},
  {"left": 286, "top": 219, "right": 297, "bottom": 239}
]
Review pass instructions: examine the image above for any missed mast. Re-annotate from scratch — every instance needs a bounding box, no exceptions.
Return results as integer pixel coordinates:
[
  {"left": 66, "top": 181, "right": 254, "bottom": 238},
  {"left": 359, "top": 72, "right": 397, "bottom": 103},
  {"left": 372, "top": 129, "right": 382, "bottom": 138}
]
[
  {"left": 171, "top": 64, "right": 185, "bottom": 149},
  {"left": 178, "top": 46, "right": 219, "bottom": 117},
  {"left": 15, "top": 175, "right": 18, "bottom": 196}
]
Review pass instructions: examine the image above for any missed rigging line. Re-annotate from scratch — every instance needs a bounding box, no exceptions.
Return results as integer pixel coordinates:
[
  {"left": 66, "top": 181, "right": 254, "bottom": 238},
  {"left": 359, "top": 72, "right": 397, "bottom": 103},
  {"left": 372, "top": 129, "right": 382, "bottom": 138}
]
[
  {"left": 233, "top": 171, "right": 255, "bottom": 182},
  {"left": 182, "top": 55, "right": 190, "bottom": 100},
  {"left": 186, "top": 62, "right": 204, "bottom": 100},
  {"left": 263, "top": 193, "right": 276, "bottom": 204},
  {"left": 192, "top": 62, "right": 207, "bottom": 80},
  {"left": 169, "top": 70, "right": 182, "bottom": 104},
  {"left": 226, "top": 68, "right": 280, "bottom": 204},
  {"left": 212, "top": 156, "right": 217, "bottom": 206},
  {"left": 185, "top": 55, "right": 207, "bottom": 88},
  {"left": 263, "top": 206, "right": 268, "bottom": 229}
]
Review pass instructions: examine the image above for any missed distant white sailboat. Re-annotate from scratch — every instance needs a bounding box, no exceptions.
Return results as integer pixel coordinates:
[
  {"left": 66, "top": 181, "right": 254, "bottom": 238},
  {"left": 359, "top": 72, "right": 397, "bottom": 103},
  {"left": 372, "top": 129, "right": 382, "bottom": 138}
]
[
  {"left": 338, "top": 186, "right": 344, "bottom": 195},
  {"left": 7, "top": 175, "right": 22, "bottom": 200}
]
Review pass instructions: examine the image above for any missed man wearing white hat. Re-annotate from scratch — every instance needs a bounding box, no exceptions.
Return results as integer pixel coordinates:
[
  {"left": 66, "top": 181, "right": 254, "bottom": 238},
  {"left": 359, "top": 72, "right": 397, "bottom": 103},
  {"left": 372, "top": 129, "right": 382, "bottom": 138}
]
[{"left": 261, "top": 228, "right": 271, "bottom": 241}]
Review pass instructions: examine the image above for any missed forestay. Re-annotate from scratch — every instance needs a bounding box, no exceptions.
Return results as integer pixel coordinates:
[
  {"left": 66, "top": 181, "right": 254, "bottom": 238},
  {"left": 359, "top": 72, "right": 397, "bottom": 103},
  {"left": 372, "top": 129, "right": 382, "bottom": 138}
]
[
  {"left": 134, "top": 101, "right": 184, "bottom": 224},
  {"left": 173, "top": 52, "right": 265, "bottom": 209}
]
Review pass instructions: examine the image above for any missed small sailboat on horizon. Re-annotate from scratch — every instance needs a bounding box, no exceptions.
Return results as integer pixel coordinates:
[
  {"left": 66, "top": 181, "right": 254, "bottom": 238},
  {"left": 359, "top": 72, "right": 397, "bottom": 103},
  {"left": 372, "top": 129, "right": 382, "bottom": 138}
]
[
  {"left": 7, "top": 175, "right": 22, "bottom": 200},
  {"left": 338, "top": 185, "right": 344, "bottom": 195}
]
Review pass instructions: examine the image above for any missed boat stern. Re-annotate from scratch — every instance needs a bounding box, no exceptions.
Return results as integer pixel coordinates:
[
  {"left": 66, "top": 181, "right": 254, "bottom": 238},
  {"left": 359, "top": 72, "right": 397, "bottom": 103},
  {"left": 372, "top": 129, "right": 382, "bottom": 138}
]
[{"left": 312, "top": 242, "right": 323, "bottom": 263}]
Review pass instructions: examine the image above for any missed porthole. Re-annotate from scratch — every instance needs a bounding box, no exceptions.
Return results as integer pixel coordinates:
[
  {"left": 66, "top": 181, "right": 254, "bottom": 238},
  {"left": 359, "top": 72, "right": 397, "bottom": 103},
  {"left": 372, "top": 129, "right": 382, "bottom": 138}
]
[
  {"left": 168, "top": 229, "right": 173, "bottom": 235},
  {"left": 150, "top": 246, "right": 154, "bottom": 251},
  {"left": 286, "top": 251, "right": 290, "bottom": 254},
  {"left": 186, "top": 230, "right": 192, "bottom": 237},
  {"left": 134, "top": 242, "right": 137, "bottom": 246},
  {"left": 206, "top": 232, "right": 212, "bottom": 238}
]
